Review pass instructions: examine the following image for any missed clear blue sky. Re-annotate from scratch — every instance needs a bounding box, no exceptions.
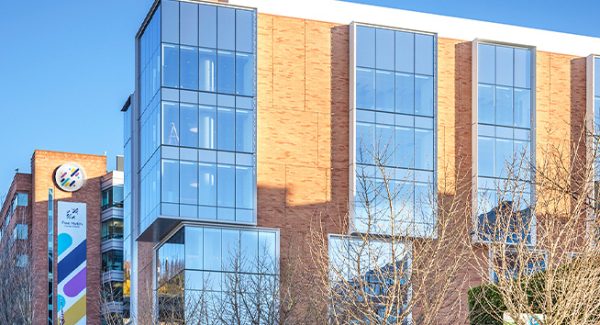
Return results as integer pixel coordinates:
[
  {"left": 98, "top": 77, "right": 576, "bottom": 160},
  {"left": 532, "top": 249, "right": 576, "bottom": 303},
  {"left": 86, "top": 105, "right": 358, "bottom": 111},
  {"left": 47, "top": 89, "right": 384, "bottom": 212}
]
[{"left": 0, "top": 0, "right": 598, "bottom": 195}]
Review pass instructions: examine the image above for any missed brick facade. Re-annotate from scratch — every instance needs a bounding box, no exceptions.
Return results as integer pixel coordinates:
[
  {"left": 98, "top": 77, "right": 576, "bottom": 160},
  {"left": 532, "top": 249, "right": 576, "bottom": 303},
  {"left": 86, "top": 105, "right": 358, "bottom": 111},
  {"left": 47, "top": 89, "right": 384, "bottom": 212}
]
[
  {"left": 29, "top": 150, "right": 106, "bottom": 325},
  {"left": 252, "top": 13, "right": 589, "bottom": 323},
  {"left": 127, "top": 4, "right": 593, "bottom": 323}
]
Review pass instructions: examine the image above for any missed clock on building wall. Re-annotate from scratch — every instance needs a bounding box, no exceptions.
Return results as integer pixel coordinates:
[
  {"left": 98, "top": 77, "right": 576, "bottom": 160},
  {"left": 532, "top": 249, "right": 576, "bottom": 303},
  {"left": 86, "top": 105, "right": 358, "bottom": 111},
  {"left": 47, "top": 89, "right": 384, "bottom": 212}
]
[{"left": 54, "top": 163, "right": 86, "bottom": 192}]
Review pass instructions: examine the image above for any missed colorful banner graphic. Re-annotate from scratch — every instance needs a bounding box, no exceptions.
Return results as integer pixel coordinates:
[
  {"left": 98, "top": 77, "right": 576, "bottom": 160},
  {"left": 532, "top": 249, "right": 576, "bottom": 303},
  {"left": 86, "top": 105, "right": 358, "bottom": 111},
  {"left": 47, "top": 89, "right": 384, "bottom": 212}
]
[{"left": 57, "top": 202, "right": 87, "bottom": 325}]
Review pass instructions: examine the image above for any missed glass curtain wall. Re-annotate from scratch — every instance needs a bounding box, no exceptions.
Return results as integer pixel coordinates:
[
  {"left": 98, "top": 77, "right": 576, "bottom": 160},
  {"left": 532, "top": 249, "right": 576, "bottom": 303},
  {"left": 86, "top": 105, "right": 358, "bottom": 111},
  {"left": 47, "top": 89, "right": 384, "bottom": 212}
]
[
  {"left": 156, "top": 225, "right": 279, "bottom": 323},
  {"left": 138, "top": 1, "right": 257, "bottom": 232},
  {"left": 353, "top": 24, "right": 436, "bottom": 237},
  {"left": 138, "top": 4, "right": 162, "bottom": 232},
  {"left": 123, "top": 102, "right": 133, "bottom": 320},
  {"left": 476, "top": 43, "right": 534, "bottom": 244}
]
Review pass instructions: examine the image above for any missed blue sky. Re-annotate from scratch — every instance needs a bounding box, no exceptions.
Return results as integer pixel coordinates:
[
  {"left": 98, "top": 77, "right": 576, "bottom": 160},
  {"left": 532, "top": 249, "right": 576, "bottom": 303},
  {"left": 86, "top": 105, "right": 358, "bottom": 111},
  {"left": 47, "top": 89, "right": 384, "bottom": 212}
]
[{"left": 0, "top": 0, "right": 598, "bottom": 195}]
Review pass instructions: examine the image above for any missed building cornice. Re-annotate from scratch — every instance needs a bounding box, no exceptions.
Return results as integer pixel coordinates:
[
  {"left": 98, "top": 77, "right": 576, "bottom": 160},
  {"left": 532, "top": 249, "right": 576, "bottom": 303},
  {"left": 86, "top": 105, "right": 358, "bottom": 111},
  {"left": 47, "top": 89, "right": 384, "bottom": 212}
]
[{"left": 229, "top": 0, "right": 600, "bottom": 57}]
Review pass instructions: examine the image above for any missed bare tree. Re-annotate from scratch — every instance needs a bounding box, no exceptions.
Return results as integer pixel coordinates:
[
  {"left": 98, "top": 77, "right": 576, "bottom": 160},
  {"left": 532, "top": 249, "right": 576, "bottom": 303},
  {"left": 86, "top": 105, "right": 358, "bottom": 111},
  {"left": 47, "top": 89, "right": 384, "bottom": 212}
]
[
  {"left": 0, "top": 207, "right": 34, "bottom": 325},
  {"left": 469, "top": 126, "right": 600, "bottom": 325},
  {"left": 304, "top": 138, "right": 474, "bottom": 324}
]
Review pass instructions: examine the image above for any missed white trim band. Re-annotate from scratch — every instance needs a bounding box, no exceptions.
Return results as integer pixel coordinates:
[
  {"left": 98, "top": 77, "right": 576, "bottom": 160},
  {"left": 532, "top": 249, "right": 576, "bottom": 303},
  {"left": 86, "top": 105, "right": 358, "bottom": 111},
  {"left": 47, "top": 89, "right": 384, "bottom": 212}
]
[{"left": 229, "top": 0, "right": 600, "bottom": 57}]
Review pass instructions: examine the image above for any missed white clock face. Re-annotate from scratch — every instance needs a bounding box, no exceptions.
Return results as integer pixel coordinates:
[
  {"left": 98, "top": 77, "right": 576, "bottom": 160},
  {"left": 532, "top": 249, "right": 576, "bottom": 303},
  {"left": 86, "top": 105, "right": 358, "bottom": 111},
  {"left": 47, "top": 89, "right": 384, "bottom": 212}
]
[{"left": 55, "top": 163, "right": 86, "bottom": 192}]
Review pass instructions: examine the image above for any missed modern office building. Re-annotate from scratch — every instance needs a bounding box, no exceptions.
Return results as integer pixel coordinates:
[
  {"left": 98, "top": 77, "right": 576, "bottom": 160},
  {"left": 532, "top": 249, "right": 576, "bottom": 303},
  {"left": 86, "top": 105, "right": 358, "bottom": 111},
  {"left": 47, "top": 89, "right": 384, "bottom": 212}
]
[
  {"left": 123, "top": 0, "right": 600, "bottom": 323},
  {"left": 0, "top": 150, "right": 125, "bottom": 325}
]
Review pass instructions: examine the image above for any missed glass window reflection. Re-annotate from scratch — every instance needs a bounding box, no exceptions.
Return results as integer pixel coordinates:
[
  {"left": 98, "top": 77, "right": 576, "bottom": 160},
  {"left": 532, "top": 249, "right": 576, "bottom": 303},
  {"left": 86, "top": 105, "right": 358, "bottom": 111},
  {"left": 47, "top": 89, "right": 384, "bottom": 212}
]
[
  {"left": 149, "top": 4, "right": 256, "bottom": 225},
  {"left": 180, "top": 46, "right": 199, "bottom": 90},
  {"left": 476, "top": 42, "right": 533, "bottom": 244},
  {"left": 217, "top": 50, "right": 235, "bottom": 94},
  {"left": 198, "top": 5, "right": 217, "bottom": 48},
  {"left": 353, "top": 24, "right": 436, "bottom": 238},
  {"left": 180, "top": 104, "right": 198, "bottom": 147},
  {"left": 199, "top": 48, "right": 216, "bottom": 92},
  {"left": 162, "top": 44, "right": 179, "bottom": 88}
]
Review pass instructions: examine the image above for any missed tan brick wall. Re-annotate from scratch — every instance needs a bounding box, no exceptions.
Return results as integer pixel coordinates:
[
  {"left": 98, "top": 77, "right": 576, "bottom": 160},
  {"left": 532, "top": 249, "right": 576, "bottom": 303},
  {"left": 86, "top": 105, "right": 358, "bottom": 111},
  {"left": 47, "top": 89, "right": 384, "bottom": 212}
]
[
  {"left": 31, "top": 150, "right": 106, "bottom": 325},
  {"left": 255, "top": 12, "right": 590, "bottom": 324},
  {"left": 256, "top": 14, "right": 349, "bottom": 257}
]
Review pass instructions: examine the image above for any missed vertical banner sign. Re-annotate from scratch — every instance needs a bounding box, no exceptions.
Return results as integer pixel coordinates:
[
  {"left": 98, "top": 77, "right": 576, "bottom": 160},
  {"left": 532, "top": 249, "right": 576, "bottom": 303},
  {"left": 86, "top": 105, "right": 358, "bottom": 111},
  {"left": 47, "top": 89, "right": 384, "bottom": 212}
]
[{"left": 57, "top": 202, "right": 87, "bottom": 325}]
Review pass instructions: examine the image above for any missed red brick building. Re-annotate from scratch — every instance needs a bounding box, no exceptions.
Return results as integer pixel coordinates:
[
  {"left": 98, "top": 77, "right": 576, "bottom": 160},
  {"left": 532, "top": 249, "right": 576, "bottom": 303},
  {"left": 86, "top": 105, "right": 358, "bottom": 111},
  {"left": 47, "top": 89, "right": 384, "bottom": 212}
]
[{"left": 0, "top": 150, "right": 124, "bottom": 325}]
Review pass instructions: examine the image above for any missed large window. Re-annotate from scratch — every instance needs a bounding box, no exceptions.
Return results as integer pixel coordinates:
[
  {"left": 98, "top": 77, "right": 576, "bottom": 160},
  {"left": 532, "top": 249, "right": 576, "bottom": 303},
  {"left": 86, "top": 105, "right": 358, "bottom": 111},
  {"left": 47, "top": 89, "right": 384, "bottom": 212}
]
[
  {"left": 101, "top": 186, "right": 124, "bottom": 210},
  {"left": 147, "top": 2, "right": 257, "bottom": 226},
  {"left": 101, "top": 219, "right": 124, "bottom": 240},
  {"left": 475, "top": 42, "right": 534, "bottom": 244},
  {"left": 352, "top": 24, "right": 436, "bottom": 237},
  {"left": 156, "top": 226, "right": 279, "bottom": 323},
  {"left": 328, "top": 235, "right": 411, "bottom": 324},
  {"left": 102, "top": 250, "right": 124, "bottom": 272}
]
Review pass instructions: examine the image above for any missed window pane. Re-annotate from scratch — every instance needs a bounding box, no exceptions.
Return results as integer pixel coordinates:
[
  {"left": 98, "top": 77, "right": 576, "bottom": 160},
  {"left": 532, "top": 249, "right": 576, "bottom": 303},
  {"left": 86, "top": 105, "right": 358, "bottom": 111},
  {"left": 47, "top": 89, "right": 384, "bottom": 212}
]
[
  {"left": 217, "top": 107, "right": 234, "bottom": 151},
  {"left": 478, "top": 136, "right": 494, "bottom": 177},
  {"left": 356, "top": 26, "right": 375, "bottom": 68},
  {"left": 236, "top": 166, "right": 254, "bottom": 210},
  {"left": 375, "top": 70, "right": 394, "bottom": 112},
  {"left": 180, "top": 161, "right": 198, "bottom": 205},
  {"left": 217, "top": 165, "right": 235, "bottom": 207},
  {"left": 415, "top": 34, "right": 434, "bottom": 76},
  {"left": 394, "top": 181, "right": 414, "bottom": 228},
  {"left": 217, "top": 50, "right": 235, "bottom": 94},
  {"left": 356, "top": 68, "right": 375, "bottom": 109},
  {"left": 162, "top": 102, "right": 179, "bottom": 146},
  {"left": 356, "top": 121, "right": 374, "bottom": 164},
  {"left": 514, "top": 88, "right": 531, "bottom": 128},
  {"left": 514, "top": 48, "right": 531, "bottom": 89},
  {"left": 222, "top": 229, "right": 239, "bottom": 271},
  {"left": 240, "top": 230, "right": 258, "bottom": 272},
  {"left": 478, "top": 84, "right": 494, "bottom": 124},
  {"left": 495, "top": 86, "right": 513, "bottom": 126},
  {"left": 478, "top": 44, "right": 495, "bottom": 84},
  {"left": 161, "top": 0, "right": 179, "bottom": 43},
  {"left": 199, "top": 163, "right": 216, "bottom": 206},
  {"left": 180, "top": 104, "right": 198, "bottom": 147},
  {"left": 236, "top": 109, "right": 253, "bottom": 152},
  {"left": 162, "top": 44, "right": 179, "bottom": 88},
  {"left": 236, "top": 53, "right": 254, "bottom": 96},
  {"left": 199, "top": 105, "right": 216, "bottom": 149},
  {"left": 236, "top": 9, "right": 254, "bottom": 53},
  {"left": 395, "top": 73, "right": 414, "bottom": 114},
  {"left": 395, "top": 126, "right": 414, "bottom": 168},
  {"left": 415, "top": 182, "right": 433, "bottom": 224},
  {"left": 395, "top": 31, "right": 414, "bottom": 73},
  {"left": 415, "top": 75, "right": 434, "bottom": 116},
  {"left": 496, "top": 46, "right": 514, "bottom": 86},
  {"left": 199, "top": 48, "right": 216, "bottom": 92},
  {"left": 204, "top": 228, "right": 221, "bottom": 271},
  {"left": 180, "top": 46, "right": 199, "bottom": 90},
  {"left": 375, "top": 124, "right": 394, "bottom": 164},
  {"left": 217, "top": 7, "right": 235, "bottom": 50},
  {"left": 375, "top": 28, "right": 394, "bottom": 70},
  {"left": 415, "top": 129, "right": 433, "bottom": 170},
  {"left": 495, "top": 138, "right": 513, "bottom": 178},
  {"left": 162, "top": 159, "right": 179, "bottom": 203},
  {"left": 514, "top": 140, "right": 530, "bottom": 171},
  {"left": 198, "top": 4, "right": 217, "bottom": 48},
  {"left": 258, "top": 231, "right": 277, "bottom": 273},
  {"left": 180, "top": 2, "right": 198, "bottom": 46}
]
